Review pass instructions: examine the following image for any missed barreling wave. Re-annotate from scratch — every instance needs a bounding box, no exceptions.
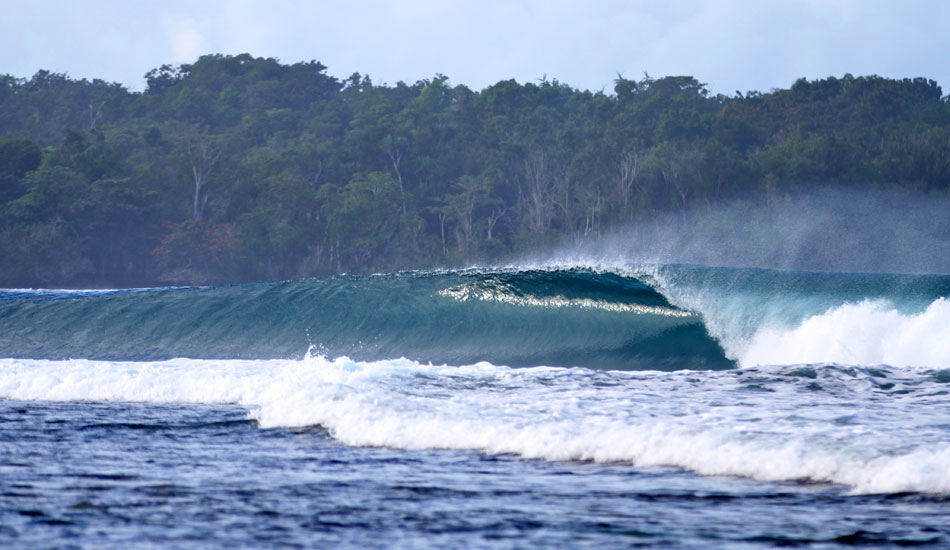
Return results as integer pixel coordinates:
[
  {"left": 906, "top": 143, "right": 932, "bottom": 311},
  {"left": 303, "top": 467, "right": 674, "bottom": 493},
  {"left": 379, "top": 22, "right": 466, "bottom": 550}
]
[
  {"left": 0, "top": 267, "right": 730, "bottom": 370},
  {"left": 2, "top": 264, "right": 949, "bottom": 370}
]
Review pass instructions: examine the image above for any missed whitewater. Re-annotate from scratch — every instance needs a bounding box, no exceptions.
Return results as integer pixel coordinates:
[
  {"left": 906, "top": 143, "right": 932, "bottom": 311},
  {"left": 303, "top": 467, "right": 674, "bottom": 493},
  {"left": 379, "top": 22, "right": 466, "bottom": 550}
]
[{"left": 2, "top": 263, "right": 949, "bottom": 548}]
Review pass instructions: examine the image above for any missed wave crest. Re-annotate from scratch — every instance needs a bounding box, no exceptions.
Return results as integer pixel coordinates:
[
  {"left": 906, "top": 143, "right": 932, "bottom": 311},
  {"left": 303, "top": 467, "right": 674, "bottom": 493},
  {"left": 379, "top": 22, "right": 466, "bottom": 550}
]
[{"left": 741, "top": 298, "right": 950, "bottom": 368}]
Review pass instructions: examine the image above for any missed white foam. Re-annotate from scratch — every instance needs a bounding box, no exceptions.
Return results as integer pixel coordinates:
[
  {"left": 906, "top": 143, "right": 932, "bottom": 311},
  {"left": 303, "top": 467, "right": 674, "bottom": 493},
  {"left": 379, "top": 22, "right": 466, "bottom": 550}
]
[
  {"left": 2, "top": 355, "right": 949, "bottom": 495},
  {"left": 438, "top": 281, "right": 693, "bottom": 317},
  {"left": 0, "top": 287, "right": 167, "bottom": 297},
  {"left": 741, "top": 298, "right": 950, "bottom": 368}
]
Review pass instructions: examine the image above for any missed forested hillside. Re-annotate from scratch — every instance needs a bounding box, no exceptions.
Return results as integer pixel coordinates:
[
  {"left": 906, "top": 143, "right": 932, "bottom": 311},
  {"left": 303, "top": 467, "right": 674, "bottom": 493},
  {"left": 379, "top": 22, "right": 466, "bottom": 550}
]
[{"left": 1, "top": 54, "right": 948, "bottom": 286}]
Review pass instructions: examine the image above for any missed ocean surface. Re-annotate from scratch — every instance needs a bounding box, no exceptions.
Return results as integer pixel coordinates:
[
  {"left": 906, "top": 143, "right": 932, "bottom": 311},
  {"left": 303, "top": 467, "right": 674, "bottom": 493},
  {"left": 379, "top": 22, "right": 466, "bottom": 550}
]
[{"left": 2, "top": 264, "right": 949, "bottom": 548}]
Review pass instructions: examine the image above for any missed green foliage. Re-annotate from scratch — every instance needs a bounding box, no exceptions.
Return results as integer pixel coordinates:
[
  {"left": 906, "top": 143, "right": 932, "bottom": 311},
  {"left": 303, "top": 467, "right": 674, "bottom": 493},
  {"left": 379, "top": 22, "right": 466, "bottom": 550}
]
[
  {"left": 0, "top": 137, "right": 41, "bottom": 203},
  {"left": 0, "top": 137, "right": 41, "bottom": 179},
  {"left": 0, "top": 54, "right": 948, "bottom": 286}
]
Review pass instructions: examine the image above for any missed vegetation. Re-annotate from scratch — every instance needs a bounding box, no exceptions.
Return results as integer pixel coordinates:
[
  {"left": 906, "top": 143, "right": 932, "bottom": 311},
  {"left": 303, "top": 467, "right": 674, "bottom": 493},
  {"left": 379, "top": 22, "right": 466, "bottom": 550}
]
[{"left": 1, "top": 54, "right": 948, "bottom": 286}]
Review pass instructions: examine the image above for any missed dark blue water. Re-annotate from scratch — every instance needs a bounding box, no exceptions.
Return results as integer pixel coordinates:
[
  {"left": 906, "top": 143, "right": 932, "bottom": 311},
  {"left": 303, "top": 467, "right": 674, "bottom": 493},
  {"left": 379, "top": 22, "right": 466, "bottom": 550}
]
[{"left": 2, "top": 399, "right": 947, "bottom": 549}]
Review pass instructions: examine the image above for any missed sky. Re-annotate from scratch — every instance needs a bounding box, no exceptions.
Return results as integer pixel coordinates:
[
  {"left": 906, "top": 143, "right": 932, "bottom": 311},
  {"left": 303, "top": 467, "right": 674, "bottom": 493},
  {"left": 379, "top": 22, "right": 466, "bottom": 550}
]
[{"left": 1, "top": 0, "right": 949, "bottom": 96}]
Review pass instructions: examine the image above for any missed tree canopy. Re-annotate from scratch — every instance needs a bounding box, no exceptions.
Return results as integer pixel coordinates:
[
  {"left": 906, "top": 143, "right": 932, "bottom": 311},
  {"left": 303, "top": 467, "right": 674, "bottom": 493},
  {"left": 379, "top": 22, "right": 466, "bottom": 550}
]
[{"left": 1, "top": 55, "right": 948, "bottom": 286}]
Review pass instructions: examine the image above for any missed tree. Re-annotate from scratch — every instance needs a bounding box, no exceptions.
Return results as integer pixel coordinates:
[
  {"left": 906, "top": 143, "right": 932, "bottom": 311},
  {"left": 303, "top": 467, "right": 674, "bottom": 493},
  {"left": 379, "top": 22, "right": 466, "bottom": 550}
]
[
  {"left": 185, "top": 134, "right": 222, "bottom": 221},
  {"left": 2, "top": 57, "right": 949, "bottom": 286},
  {"left": 0, "top": 138, "right": 41, "bottom": 203}
]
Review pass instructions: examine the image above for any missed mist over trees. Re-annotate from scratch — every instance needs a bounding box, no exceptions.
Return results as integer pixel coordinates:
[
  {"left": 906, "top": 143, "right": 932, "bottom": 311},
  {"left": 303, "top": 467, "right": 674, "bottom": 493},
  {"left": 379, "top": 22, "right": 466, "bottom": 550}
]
[{"left": 1, "top": 54, "right": 948, "bottom": 286}]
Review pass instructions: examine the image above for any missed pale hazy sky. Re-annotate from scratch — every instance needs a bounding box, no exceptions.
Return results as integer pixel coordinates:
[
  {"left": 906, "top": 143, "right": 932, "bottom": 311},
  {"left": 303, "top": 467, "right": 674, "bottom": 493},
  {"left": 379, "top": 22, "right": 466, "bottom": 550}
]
[{"left": 1, "top": 0, "right": 948, "bottom": 95}]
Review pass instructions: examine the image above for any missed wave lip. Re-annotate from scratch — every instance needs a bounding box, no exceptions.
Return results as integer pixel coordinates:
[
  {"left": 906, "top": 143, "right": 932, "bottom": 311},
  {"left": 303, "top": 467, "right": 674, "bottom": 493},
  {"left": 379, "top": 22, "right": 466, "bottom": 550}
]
[{"left": 2, "top": 356, "right": 948, "bottom": 495}]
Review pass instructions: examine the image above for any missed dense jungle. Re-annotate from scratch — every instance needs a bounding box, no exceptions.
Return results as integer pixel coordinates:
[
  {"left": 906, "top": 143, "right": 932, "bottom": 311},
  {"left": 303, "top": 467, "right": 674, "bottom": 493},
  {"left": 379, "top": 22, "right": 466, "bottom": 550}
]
[{"left": 1, "top": 54, "right": 948, "bottom": 286}]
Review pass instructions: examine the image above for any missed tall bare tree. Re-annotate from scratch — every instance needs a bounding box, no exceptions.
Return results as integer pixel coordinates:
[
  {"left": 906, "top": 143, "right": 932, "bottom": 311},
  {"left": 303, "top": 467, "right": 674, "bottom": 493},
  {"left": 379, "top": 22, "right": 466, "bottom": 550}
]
[
  {"left": 86, "top": 101, "right": 106, "bottom": 130},
  {"left": 617, "top": 151, "right": 640, "bottom": 215},
  {"left": 520, "top": 150, "right": 557, "bottom": 236},
  {"left": 187, "top": 138, "right": 221, "bottom": 221}
]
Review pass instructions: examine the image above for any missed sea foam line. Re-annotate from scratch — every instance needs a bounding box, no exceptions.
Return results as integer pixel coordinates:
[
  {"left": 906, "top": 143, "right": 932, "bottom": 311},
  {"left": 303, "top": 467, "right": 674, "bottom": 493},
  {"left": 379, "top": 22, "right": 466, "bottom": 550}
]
[{"left": 1, "top": 355, "right": 948, "bottom": 495}]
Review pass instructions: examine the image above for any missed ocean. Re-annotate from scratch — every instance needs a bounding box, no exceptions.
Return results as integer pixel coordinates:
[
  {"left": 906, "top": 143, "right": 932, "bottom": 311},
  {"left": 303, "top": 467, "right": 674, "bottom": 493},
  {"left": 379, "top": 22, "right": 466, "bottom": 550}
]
[{"left": 1, "top": 264, "right": 949, "bottom": 548}]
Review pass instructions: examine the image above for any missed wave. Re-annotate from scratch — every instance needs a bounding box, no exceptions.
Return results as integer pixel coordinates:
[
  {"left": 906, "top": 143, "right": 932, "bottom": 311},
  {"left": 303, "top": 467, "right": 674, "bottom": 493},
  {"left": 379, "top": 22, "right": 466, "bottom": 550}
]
[
  {"left": 2, "top": 355, "right": 949, "bottom": 495},
  {"left": 645, "top": 264, "right": 950, "bottom": 369},
  {"left": 743, "top": 298, "right": 950, "bottom": 367},
  {"left": 0, "top": 268, "right": 730, "bottom": 370},
  {"left": 1, "top": 264, "right": 949, "bottom": 369}
]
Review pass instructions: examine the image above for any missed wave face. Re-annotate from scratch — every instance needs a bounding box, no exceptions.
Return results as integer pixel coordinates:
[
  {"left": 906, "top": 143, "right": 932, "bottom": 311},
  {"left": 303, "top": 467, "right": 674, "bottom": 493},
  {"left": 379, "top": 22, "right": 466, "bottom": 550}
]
[
  {"left": 1, "top": 264, "right": 949, "bottom": 370},
  {"left": 0, "top": 268, "right": 728, "bottom": 370}
]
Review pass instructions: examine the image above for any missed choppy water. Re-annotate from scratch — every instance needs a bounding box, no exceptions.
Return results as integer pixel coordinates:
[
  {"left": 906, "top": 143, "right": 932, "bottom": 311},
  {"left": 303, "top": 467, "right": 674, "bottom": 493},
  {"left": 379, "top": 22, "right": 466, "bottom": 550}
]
[{"left": 2, "top": 264, "right": 949, "bottom": 548}]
